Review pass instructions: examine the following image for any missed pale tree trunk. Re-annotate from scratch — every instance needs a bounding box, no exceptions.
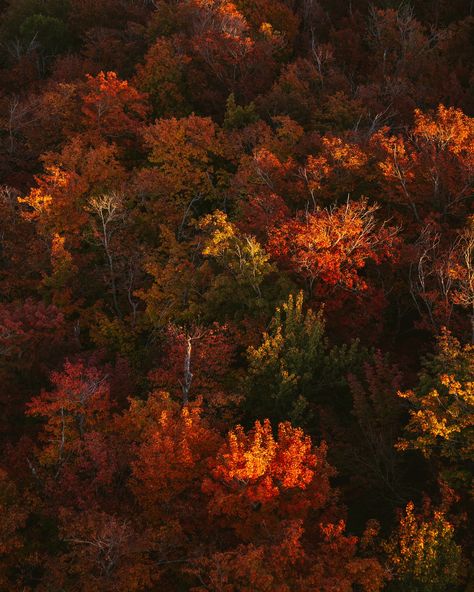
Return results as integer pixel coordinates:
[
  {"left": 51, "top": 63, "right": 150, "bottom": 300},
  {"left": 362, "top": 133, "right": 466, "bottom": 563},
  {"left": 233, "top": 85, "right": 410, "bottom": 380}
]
[
  {"left": 182, "top": 336, "right": 193, "bottom": 406},
  {"left": 87, "top": 192, "right": 124, "bottom": 318}
]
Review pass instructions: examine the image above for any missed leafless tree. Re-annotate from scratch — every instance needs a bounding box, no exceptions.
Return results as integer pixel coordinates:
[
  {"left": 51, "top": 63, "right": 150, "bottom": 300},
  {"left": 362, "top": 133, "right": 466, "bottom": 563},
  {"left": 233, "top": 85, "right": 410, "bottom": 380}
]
[
  {"left": 409, "top": 224, "right": 455, "bottom": 332},
  {"left": 168, "top": 325, "right": 209, "bottom": 406},
  {"left": 2, "top": 95, "right": 40, "bottom": 154},
  {"left": 87, "top": 191, "right": 125, "bottom": 318},
  {"left": 452, "top": 220, "right": 474, "bottom": 343},
  {"left": 0, "top": 186, "right": 19, "bottom": 253},
  {"left": 66, "top": 516, "right": 132, "bottom": 579},
  {"left": 310, "top": 38, "right": 334, "bottom": 87}
]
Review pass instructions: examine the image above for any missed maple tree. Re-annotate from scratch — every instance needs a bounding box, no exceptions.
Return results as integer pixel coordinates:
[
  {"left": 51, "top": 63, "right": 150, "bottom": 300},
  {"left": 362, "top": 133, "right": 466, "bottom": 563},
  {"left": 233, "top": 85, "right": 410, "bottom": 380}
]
[
  {"left": 201, "top": 419, "right": 386, "bottom": 590},
  {"left": 80, "top": 70, "right": 149, "bottom": 143},
  {"left": 268, "top": 198, "right": 398, "bottom": 296},
  {"left": 27, "top": 360, "right": 112, "bottom": 470},
  {"left": 202, "top": 419, "right": 334, "bottom": 535},
  {"left": 189, "top": 519, "right": 385, "bottom": 592},
  {"left": 130, "top": 392, "right": 221, "bottom": 531},
  {"left": 20, "top": 137, "right": 126, "bottom": 241},
  {"left": 373, "top": 105, "right": 474, "bottom": 220},
  {"left": 299, "top": 134, "right": 369, "bottom": 207}
]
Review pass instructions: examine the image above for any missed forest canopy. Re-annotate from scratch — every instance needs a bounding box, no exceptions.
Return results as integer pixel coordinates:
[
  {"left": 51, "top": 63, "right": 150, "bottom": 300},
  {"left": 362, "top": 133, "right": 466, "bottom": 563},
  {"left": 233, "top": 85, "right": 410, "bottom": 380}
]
[{"left": 0, "top": 0, "right": 473, "bottom": 590}]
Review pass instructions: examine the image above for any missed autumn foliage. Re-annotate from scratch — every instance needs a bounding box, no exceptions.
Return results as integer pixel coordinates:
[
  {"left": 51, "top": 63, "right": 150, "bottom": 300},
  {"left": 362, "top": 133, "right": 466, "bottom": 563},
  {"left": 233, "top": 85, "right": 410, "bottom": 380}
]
[{"left": 0, "top": 0, "right": 473, "bottom": 589}]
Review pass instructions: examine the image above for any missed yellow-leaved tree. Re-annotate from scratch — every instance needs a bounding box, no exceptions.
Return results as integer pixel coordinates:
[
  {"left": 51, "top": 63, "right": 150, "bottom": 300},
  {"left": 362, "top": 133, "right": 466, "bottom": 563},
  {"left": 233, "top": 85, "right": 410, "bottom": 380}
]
[{"left": 397, "top": 329, "right": 474, "bottom": 496}]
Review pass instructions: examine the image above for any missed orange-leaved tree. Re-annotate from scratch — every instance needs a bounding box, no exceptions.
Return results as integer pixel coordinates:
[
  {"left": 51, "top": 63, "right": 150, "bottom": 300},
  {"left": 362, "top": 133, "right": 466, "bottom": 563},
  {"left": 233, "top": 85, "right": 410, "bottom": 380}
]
[
  {"left": 130, "top": 393, "right": 222, "bottom": 528},
  {"left": 80, "top": 71, "right": 149, "bottom": 142},
  {"left": 203, "top": 419, "right": 334, "bottom": 538},
  {"left": 269, "top": 198, "right": 398, "bottom": 296},
  {"left": 199, "top": 418, "right": 385, "bottom": 590}
]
